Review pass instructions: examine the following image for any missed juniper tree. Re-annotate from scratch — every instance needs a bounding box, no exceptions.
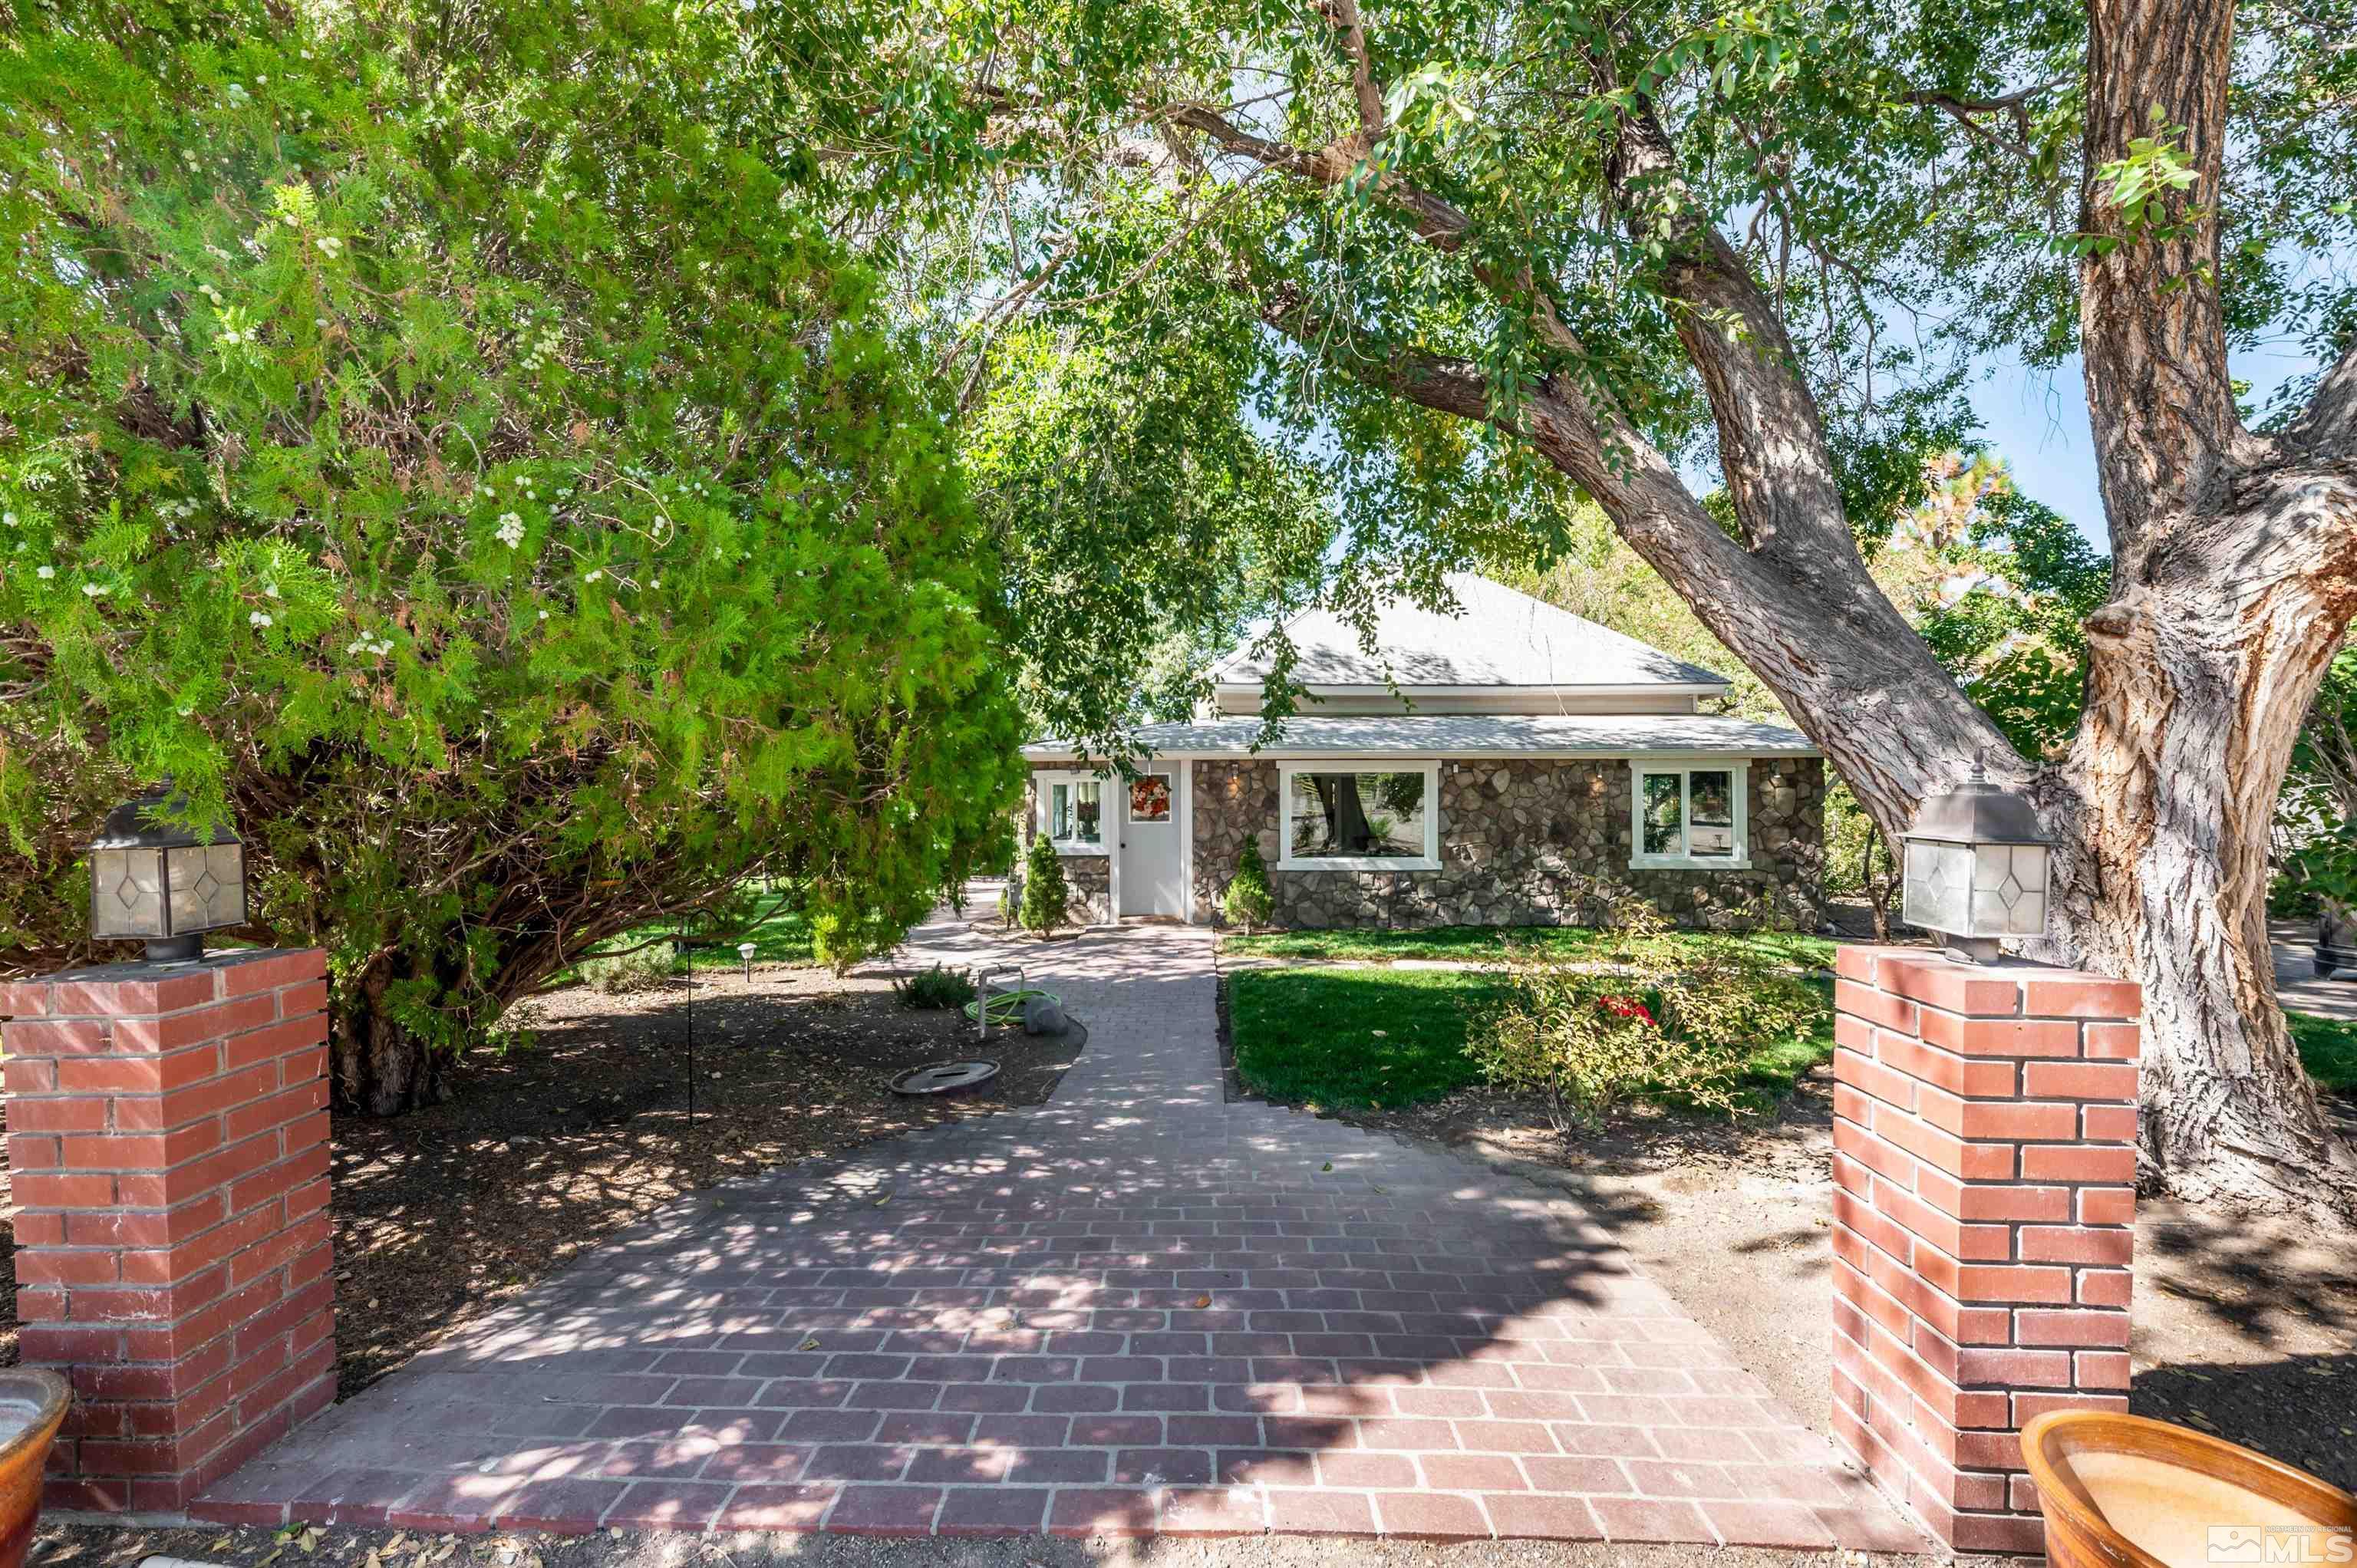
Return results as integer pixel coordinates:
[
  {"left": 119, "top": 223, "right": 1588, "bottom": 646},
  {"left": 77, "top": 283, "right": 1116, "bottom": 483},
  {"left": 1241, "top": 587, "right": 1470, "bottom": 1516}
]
[{"left": 0, "top": 0, "right": 1024, "bottom": 1110}]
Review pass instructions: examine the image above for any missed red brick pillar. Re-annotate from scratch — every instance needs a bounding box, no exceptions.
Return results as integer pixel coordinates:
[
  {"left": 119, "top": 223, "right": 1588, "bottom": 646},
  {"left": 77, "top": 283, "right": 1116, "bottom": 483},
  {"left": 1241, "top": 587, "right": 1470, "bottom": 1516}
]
[
  {"left": 1828, "top": 944, "right": 2138, "bottom": 1556},
  {"left": 0, "top": 950, "right": 335, "bottom": 1514}
]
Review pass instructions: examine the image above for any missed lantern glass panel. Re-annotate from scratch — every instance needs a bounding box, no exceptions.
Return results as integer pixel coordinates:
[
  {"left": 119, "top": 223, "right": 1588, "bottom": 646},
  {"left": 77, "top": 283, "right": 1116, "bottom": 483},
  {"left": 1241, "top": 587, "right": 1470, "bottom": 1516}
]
[
  {"left": 1903, "top": 838, "right": 1970, "bottom": 934},
  {"left": 91, "top": 846, "right": 166, "bottom": 938},
  {"left": 1969, "top": 842, "right": 2053, "bottom": 937},
  {"left": 166, "top": 842, "right": 246, "bottom": 931}
]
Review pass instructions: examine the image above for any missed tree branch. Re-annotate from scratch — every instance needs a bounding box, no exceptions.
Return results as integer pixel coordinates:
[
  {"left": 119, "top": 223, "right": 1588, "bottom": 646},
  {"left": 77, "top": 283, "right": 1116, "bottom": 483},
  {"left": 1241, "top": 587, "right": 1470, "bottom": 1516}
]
[
  {"left": 1162, "top": 104, "right": 1472, "bottom": 247},
  {"left": 1597, "top": 97, "right": 1872, "bottom": 599},
  {"left": 1317, "top": 0, "right": 1388, "bottom": 140},
  {"left": 1894, "top": 77, "right": 2068, "bottom": 163},
  {"left": 2287, "top": 333, "right": 2357, "bottom": 461},
  {"left": 1247, "top": 278, "right": 2003, "bottom": 832}
]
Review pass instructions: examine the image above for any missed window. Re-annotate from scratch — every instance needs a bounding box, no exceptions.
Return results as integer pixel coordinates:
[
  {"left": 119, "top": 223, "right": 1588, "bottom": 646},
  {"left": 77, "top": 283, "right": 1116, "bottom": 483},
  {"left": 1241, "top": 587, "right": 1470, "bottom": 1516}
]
[
  {"left": 1037, "top": 772, "right": 1106, "bottom": 852},
  {"left": 1277, "top": 763, "right": 1440, "bottom": 871},
  {"left": 1631, "top": 762, "right": 1749, "bottom": 867}
]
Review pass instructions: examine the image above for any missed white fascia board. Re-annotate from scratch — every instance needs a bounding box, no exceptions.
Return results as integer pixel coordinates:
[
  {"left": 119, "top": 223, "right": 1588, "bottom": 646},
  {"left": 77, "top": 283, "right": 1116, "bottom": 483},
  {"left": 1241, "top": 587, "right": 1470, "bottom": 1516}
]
[{"left": 1211, "top": 680, "right": 1733, "bottom": 697}]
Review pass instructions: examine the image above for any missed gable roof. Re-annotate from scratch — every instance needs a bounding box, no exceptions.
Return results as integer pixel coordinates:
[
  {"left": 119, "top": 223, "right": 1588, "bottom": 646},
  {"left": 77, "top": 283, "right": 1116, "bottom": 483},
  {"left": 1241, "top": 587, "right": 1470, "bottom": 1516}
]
[{"left": 1211, "top": 573, "right": 1729, "bottom": 690}]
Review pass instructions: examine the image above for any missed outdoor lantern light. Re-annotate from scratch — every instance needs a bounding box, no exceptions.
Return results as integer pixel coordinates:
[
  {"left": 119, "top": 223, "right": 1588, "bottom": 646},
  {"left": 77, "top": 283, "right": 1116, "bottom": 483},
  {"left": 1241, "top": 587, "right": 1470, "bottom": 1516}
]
[
  {"left": 738, "top": 941, "right": 757, "bottom": 982},
  {"left": 87, "top": 780, "right": 247, "bottom": 964},
  {"left": 1900, "top": 756, "right": 2052, "bottom": 964}
]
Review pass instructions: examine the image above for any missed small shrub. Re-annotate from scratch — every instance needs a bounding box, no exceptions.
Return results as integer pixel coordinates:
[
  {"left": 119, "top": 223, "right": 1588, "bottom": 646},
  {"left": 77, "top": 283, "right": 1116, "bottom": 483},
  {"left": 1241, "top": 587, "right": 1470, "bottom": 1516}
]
[
  {"left": 579, "top": 941, "right": 676, "bottom": 994},
  {"left": 895, "top": 964, "right": 978, "bottom": 1010},
  {"left": 1465, "top": 893, "right": 1823, "bottom": 1128},
  {"left": 1017, "top": 835, "right": 1070, "bottom": 935},
  {"left": 1222, "top": 838, "right": 1275, "bottom": 932}
]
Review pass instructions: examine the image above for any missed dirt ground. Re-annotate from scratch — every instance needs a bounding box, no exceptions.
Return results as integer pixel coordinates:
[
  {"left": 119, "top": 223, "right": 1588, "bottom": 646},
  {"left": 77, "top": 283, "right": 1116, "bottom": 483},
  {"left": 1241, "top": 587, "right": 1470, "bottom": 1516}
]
[
  {"left": 0, "top": 957, "right": 1085, "bottom": 1396},
  {"left": 1320, "top": 1063, "right": 2357, "bottom": 1491}
]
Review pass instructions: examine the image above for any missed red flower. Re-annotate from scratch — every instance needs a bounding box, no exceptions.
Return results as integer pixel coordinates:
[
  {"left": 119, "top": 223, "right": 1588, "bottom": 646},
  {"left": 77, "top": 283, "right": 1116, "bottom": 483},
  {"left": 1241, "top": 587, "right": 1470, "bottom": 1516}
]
[{"left": 1597, "top": 995, "right": 1656, "bottom": 1026}]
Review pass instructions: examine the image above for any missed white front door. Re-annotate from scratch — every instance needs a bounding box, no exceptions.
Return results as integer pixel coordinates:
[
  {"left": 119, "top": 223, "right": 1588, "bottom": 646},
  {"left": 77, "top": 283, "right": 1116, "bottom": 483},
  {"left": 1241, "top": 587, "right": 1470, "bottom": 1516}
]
[{"left": 1118, "top": 768, "right": 1185, "bottom": 917}]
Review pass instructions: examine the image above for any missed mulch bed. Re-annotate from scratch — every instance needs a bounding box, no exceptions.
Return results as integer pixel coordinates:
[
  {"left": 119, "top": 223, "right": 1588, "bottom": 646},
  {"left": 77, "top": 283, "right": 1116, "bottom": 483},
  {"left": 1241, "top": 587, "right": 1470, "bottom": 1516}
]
[{"left": 0, "top": 962, "right": 1083, "bottom": 1398}]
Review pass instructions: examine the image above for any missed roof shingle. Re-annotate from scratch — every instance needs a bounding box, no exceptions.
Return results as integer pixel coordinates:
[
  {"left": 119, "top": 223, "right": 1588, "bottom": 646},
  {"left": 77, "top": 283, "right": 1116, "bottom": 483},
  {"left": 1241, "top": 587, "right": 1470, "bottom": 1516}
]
[{"left": 1211, "top": 573, "right": 1730, "bottom": 690}]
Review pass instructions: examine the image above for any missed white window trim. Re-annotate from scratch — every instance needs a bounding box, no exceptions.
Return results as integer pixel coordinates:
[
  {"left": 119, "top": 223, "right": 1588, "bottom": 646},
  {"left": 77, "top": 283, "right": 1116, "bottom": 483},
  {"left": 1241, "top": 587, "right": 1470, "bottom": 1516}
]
[
  {"left": 1035, "top": 769, "right": 1110, "bottom": 856},
  {"left": 1630, "top": 756, "right": 1752, "bottom": 870},
  {"left": 1276, "top": 760, "right": 1442, "bottom": 873}
]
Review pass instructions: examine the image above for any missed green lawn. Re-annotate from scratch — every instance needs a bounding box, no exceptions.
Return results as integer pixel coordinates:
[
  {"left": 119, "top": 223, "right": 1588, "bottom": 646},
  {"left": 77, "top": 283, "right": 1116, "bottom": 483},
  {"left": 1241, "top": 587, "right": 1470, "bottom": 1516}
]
[
  {"left": 551, "top": 888, "right": 819, "bottom": 987},
  {"left": 2288, "top": 1010, "right": 2357, "bottom": 1093},
  {"left": 1231, "top": 964, "right": 2357, "bottom": 1119},
  {"left": 1225, "top": 966, "right": 1836, "bottom": 1114},
  {"left": 1228, "top": 968, "right": 1510, "bottom": 1109},
  {"left": 1220, "top": 923, "right": 1836, "bottom": 969}
]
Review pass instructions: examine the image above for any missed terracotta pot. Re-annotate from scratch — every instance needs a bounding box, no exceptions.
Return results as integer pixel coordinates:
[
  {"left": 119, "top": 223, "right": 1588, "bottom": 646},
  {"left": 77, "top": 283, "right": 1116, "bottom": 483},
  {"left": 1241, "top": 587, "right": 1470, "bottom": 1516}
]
[
  {"left": 0, "top": 1370, "right": 69, "bottom": 1568},
  {"left": 2023, "top": 1409, "right": 2357, "bottom": 1568}
]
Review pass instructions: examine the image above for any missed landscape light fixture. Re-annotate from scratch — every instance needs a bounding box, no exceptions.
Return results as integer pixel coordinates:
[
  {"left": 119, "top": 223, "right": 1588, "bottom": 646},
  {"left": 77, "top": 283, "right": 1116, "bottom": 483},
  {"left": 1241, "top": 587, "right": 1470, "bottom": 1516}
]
[
  {"left": 1900, "top": 755, "right": 2052, "bottom": 965},
  {"left": 739, "top": 941, "right": 757, "bottom": 982},
  {"left": 87, "top": 780, "right": 248, "bottom": 964}
]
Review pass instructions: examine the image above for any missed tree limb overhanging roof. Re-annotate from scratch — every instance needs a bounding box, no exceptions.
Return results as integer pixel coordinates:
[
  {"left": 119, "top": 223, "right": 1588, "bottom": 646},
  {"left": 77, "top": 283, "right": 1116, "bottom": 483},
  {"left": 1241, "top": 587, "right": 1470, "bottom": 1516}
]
[{"left": 1208, "top": 573, "right": 1731, "bottom": 690}]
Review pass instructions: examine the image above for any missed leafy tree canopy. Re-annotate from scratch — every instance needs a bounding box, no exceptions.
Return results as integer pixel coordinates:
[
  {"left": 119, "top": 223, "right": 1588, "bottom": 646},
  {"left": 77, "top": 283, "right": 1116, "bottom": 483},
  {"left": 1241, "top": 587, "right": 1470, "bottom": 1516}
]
[{"left": 0, "top": 0, "right": 1024, "bottom": 1108}]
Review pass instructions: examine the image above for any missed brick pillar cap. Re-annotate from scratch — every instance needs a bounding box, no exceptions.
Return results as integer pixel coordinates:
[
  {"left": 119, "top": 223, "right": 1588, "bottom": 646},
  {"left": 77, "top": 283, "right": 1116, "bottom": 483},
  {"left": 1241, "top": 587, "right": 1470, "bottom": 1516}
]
[{"left": 21, "top": 947, "right": 325, "bottom": 990}]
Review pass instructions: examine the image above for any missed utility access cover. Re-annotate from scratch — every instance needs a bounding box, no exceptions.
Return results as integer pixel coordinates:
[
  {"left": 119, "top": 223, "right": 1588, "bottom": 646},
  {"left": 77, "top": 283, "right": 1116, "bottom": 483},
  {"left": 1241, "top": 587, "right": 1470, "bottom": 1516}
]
[{"left": 890, "top": 1059, "right": 1001, "bottom": 1095}]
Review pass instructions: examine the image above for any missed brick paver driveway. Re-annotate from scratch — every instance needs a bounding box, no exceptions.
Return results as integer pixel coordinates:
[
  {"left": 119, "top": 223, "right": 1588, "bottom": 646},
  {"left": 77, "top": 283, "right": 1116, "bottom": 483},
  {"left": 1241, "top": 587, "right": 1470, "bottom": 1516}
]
[{"left": 196, "top": 909, "right": 1924, "bottom": 1550}]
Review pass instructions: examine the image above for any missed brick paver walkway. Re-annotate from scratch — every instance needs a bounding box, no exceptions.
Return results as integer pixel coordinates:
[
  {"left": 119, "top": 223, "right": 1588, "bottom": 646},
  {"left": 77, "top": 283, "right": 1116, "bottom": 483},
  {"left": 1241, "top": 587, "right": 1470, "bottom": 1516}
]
[{"left": 193, "top": 909, "right": 1924, "bottom": 1550}]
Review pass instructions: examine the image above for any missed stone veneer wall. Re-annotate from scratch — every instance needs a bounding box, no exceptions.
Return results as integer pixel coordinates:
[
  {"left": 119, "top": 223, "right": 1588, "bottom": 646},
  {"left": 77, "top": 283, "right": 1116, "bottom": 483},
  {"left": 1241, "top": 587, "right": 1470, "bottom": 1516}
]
[
  {"left": 1190, "top": 756, "right": 1823, "bottom": 931},
  {"left": 1010, "top": 773, "right": 1113, "bottom": 926}
]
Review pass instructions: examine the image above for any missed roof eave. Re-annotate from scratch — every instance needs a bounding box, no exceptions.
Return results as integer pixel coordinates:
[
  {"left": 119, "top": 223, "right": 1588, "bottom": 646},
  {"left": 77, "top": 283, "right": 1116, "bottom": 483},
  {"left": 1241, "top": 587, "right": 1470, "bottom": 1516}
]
[{"left": 1210, "top": 680, "right": 1732, "bottom": 697}]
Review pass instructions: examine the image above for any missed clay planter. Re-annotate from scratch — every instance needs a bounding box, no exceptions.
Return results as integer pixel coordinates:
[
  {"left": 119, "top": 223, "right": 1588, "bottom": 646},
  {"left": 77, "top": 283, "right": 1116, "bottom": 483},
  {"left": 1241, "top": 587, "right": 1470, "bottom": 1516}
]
[
  {"left": 0, "top": 1371, "right": 69, "bottom": 1568},
  {"left": 2023, "top": 1409, "right": 2357, "bottom": 1568}
]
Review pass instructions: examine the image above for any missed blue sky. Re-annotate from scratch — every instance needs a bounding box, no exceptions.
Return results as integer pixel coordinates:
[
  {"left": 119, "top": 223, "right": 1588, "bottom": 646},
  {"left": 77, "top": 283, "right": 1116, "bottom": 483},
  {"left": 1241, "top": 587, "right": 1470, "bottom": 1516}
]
[{"left": 1967, "top": 338, "right": 2329, "bottom": 551}]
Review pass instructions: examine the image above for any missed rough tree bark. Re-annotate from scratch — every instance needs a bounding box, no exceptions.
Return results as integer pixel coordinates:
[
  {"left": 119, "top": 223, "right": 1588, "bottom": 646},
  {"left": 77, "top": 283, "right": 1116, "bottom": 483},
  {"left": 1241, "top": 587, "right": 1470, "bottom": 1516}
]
[{"left": 1154, "top": 0, "right": 2357, "bottom": 1209}]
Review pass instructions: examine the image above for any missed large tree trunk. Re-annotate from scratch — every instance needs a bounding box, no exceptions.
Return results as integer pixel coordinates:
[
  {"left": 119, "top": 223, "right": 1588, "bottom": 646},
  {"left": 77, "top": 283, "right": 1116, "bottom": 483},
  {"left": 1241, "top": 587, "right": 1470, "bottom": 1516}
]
[
  {"left": 333, "top": 965, "right": 453, "bottom": 1116},
  {"left": 2049, "top": 551, "right": 2356, "bottom": 1208},
  {"left": 2052, "top": 0, "right": 2357, "bottom": 1210}
]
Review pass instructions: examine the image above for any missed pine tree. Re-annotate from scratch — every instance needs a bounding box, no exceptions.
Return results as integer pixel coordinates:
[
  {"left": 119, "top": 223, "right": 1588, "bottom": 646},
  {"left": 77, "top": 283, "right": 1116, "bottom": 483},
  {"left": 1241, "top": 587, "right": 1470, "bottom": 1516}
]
[
  {"left": 1222, "top": 838, "right": 1275, "bottom": 934},
  {"left": 1018, "top": 835, "right": 1071, "bottom": 936}
]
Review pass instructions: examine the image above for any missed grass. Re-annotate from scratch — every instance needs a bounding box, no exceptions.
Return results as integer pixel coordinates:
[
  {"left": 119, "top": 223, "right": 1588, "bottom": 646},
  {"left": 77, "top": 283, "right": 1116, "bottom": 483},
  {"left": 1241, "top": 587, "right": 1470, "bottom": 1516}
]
[
  {"left": 1219, "top": 923, "right": 1836, "bottom": 969},
  {"left": 2287, "top": 1010, "right": 2357, "bottom": 1094},
  {"left": 1225, "top": 966, "right": 1836, "bottom": 1114},
  {"left": 1228, "top": 968, "right": 1511, "bottom": 1109},
  {"left": 548, "top": 888, "right": 819, "bottom": 989}
]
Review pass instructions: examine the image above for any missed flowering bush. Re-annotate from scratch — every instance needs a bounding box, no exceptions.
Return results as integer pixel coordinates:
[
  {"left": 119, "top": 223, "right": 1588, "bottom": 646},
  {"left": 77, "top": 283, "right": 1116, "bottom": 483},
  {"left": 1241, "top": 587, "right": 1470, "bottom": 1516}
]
[{"left": 1465, "top": 894, "right": 1825, "bottom": 1128}]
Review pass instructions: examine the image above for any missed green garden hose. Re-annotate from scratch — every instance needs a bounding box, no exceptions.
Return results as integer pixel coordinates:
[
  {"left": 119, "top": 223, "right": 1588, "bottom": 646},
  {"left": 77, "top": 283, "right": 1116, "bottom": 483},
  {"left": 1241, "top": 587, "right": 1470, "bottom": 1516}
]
[{"left": 961, "top": 987, "right": 1060, "bottom": 1025}]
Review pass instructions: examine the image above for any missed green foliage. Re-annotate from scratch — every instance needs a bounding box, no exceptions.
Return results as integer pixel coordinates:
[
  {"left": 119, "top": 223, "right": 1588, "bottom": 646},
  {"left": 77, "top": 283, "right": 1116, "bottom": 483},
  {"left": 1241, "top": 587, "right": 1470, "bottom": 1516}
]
[
  {"left": 895, "top": 963, "right": 979, "bottom": 1010},
  {"left": 1017, "top": 835, "right": 1071, "bottom": 935},
  {"left": 1898, "top": 459, "right": 2108, "bottom": 762},
  {"left": 2071, "top": 110, "right": 2207, "bottom": 258},
  {"left": 0, "top": 0, "right": 1024, "bottom": 1105},
  {"left": 579, "top": 940, "right": 677, "bottom": 996},
  {"left": 2289, "top": 828, "right": 2357, "bottom": 912},
  {"left": 1221, "top": 838, "right": 1275, "bottom": 932},
  {"left": 2284, "top": 648, "right": 2357, "bottom": 836},
  {"left": 1465, "top": 898, "right": 1826, "bottom": 1128},
  {"left": 965, "top": 324, "right": 1334, "bottom": 748},
  {"left": 1823, "top": 782, "right": 1902, "bottom": 933},
  {"left": 1219, "top": 922, "right": 1835, "bottom": 967}
]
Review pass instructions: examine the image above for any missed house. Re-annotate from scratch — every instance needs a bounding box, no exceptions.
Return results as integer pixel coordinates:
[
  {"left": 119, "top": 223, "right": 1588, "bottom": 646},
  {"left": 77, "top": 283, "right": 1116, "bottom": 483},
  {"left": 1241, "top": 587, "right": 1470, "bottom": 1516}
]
[{"left": 1018, "top": 573, "right": 1825, "bottom": 931}]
